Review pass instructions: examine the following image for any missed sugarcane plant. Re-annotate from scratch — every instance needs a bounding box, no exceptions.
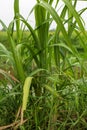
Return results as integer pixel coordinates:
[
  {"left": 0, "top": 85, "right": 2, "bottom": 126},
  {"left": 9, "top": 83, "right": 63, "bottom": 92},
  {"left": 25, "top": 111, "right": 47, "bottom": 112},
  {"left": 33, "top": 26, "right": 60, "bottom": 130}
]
[{"left": 0, "top": 0, "right": 87, "bottom": 129}]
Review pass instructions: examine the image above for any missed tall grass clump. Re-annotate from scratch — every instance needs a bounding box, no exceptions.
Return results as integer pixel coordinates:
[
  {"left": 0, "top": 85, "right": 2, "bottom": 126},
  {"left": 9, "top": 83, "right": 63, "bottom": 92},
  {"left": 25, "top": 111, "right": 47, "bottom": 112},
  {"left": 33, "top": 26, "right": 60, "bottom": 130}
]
[{"left": 0, "top": 0, "right": 87, "bottom": 129}]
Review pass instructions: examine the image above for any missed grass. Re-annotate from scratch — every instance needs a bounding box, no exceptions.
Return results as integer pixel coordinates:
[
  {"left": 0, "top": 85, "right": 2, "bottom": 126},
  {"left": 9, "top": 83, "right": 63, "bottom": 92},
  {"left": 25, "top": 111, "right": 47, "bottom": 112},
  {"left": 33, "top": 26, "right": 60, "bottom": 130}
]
[{"left": 0, "top": 0, "right": 87, "bottom": 129}]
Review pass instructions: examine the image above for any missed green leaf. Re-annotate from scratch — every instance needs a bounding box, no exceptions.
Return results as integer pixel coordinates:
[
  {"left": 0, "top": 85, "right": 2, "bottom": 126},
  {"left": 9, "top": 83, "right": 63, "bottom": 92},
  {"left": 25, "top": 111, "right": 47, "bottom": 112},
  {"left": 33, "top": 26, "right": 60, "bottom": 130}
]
[
  {"left": 50, "top": 43, "right": 73, "bottom": 53},
  {"left": 36, "top": 1, "right": 78, "bottom": 55},
  {"left": 44, "top": 85, "right": 59, "bottom": 97},
  {"left": 63, "top": 0, "right": 87, "bottom": 38},
  {"left": 14, "top": 0, "right": 21, "bottom": 42},
  {"left": 29, "top": 68, "right": 46, "bottom": 76},
  {"left": 0, "top": 20, "right": 7, "bottom": 31}
]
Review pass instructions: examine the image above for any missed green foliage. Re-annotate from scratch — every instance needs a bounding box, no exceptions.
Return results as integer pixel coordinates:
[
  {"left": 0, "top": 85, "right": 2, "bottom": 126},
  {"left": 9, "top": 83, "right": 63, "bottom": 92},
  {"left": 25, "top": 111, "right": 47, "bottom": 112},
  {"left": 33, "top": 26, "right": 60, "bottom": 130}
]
[{"left": 0, "top": 0, "right": 87, "bottom": 129}]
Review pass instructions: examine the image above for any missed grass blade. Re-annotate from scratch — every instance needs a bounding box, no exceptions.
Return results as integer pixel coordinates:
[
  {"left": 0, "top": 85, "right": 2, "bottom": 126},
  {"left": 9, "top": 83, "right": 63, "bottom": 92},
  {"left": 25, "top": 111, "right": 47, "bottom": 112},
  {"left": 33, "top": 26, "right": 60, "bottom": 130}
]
[{"left": 22, "top": 77, "right": 33, "bottom": 111}]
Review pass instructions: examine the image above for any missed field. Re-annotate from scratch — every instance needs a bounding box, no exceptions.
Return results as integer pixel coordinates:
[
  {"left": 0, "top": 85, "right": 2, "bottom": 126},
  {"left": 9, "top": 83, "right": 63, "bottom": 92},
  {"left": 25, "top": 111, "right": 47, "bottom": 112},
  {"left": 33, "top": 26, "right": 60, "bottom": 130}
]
[{"left": 0, "top": 0, "right": 87, "bottom": 130}]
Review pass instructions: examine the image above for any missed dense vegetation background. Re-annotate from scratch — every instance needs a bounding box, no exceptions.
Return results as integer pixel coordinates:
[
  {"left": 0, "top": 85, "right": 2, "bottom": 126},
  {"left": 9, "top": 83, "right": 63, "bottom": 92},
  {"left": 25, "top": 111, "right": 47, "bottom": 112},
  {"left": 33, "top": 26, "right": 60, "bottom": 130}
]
[{"left": 0, "top": 0, "right": 87, "bottom": 129}]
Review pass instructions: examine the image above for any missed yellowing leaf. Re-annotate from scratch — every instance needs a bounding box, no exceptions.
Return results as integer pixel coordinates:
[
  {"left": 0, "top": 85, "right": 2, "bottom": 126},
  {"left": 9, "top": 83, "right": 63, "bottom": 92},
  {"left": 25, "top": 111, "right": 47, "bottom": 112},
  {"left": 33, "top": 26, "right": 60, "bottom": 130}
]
[{"left": 22, "top": 77, "right": 33, "bottom": 111}]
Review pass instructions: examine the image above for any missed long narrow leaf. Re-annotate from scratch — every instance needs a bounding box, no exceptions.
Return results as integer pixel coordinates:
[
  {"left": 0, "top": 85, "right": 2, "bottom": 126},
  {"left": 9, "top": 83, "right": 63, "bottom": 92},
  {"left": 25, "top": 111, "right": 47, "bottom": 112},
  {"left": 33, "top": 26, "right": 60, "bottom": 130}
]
[
  {"left": 36, "top": 1, "right": 78, "bottom": 55},
  {"left": 14, "top": 0, "right": 21, "bottom": 42},
  {"left": 63, "top": 0, "right": 87, "bottom": 38},
  {"left": 22, "top": 77, "right": 33, "bottom": 111}
]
